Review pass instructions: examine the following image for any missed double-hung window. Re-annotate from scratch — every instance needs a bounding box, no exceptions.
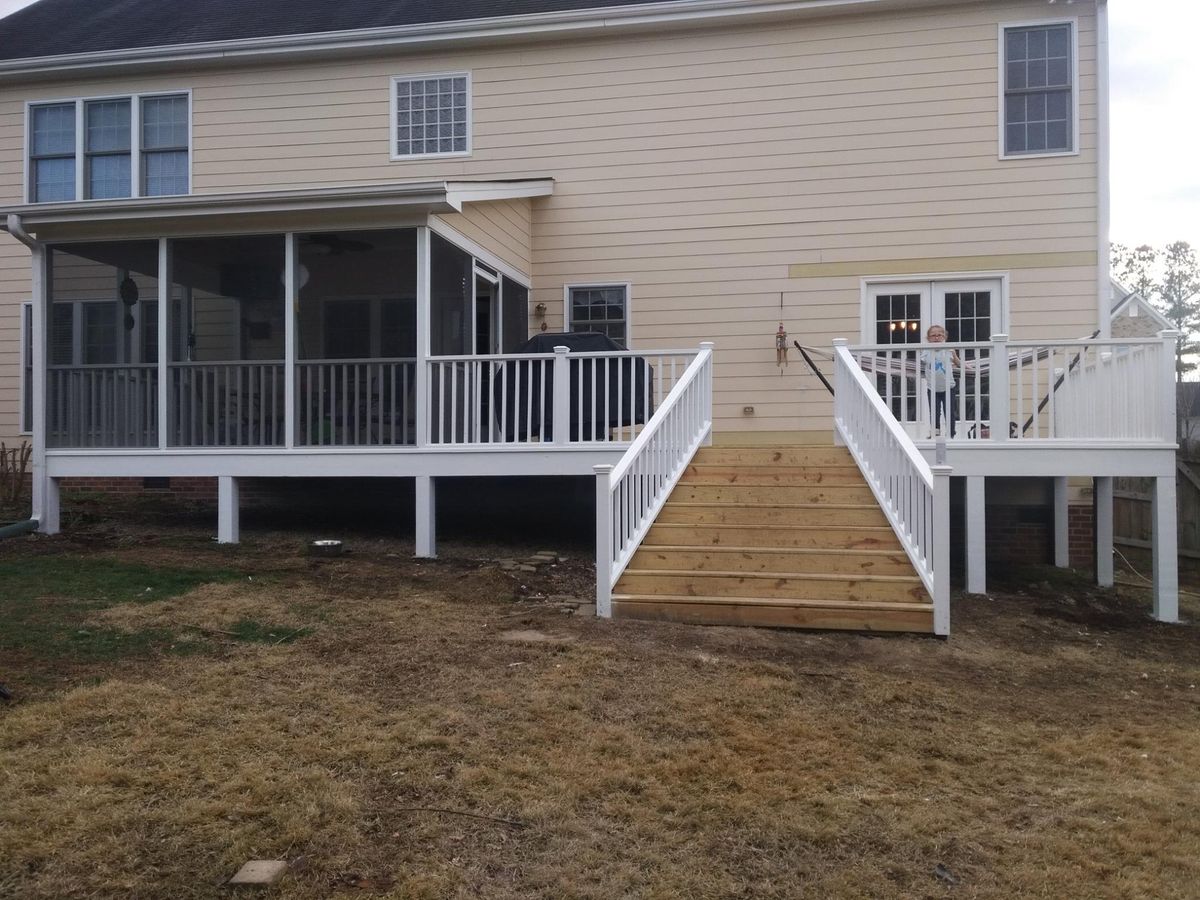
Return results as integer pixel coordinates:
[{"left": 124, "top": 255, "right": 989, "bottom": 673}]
[
  {"left": 391, "top": 73, "right": 470, "bottom": 159},
  {"left": 27, "top": 91, "right": 191, "bottom": 202},
  {"left": 566, "top": 284, "right": 630, "bottom": 346},
  {"left": 1002, "top": 22, "right": 1075, "bottom": 157}
]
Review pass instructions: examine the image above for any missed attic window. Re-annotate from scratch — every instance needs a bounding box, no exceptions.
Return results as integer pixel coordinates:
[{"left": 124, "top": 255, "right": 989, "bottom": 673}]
[
  {"left": 27, "top": 91, "right": 191, "bottom": 203},
  {"left": 391, "top": 73, "right": 470, "bottom": 159}
]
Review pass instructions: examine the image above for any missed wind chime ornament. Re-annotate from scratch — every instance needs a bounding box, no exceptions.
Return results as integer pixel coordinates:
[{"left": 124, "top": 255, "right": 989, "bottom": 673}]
[{"left": 776, "top": 322, "right": 788, "bottom": 371}]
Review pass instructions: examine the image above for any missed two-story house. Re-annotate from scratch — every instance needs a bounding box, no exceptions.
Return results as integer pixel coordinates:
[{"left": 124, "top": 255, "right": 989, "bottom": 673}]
[{"left": 0, "top": 0, "right": 1179, "bottom": 635}]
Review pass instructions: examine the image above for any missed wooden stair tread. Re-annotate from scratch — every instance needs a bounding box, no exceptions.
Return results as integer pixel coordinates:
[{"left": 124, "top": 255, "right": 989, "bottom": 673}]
[
  {"left": 647, "top": 522, "right": 894, "bottom": 532},
  {"left": 613, "top": 594, "right": 932, "bottom": 612},
  {"left": 637, "top": 545, "right": 904, "bottom": 557},
  {"left": 621, "top": 568, "right": 921, "bottom": 584},
  {"left": 665, "top": 501, "right": 882, "bottom": 510}
]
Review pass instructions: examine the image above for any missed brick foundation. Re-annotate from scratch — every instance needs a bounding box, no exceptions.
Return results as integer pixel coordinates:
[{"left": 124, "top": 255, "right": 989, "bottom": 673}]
[
  {"left": 1068, "top": 504, "right": 1094, "bottom": 569},
  {"left": 60, "top": 476, "right": 218, "bottom": 504},
  {"left": 984, "top": 505, "right": 1053, "bottom": 566}
]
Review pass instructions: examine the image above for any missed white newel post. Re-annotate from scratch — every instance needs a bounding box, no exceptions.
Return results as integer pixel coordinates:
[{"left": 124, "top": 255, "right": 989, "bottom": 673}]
[
  {"left": 552, "top": 346, "right": 571, "bottom": 445},
  {"left": 157, "top": 238, "right": 169, "bottom": 450},
  {"left": 701, "top": 342, "right": 715, "bottom": 446},
  {"left": 1159, "top": 330, "right": 1180, "bottom": 443},
  {"left": 1053, "top": 476, "right": 1070, "bottom": 568},
  {"left": 1153, "top": 474, "right": 1179, "bottom": 622},
  {"left": 832, "top": 338, "right": 848, "bottom": 446},
  {"left": 1095, "top": 476, "right": 1114, "bottom": 587},
  {"left": 990, "top": 334, "right": 1009, "bottom": 442},
  {"left": 965, "top": 476, "right": 986, "bottom": 595},
  {"left": 217, "top": 476, "right": 240, "bottom": 544},
  {"left": 594, "top": 464, "right": 614, "bottom": 618},
  {"left": 932, "top": 464, "right": 952, "bottom": 636}
]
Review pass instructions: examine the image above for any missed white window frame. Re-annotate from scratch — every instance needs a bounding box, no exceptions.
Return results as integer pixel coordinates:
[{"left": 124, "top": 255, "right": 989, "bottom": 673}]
[
  {"left": 998, "top": 18, "right": 1079, "bottom": 161},
  {"left": 563, "top": 282, "right": 632, "bottom": 346},
  {"left": 24, "top": 89, "right": 193, "bottom": 204},
  {"left": 389, "top": 72, "right": 472, "bottom": 162},
  {"left": 859, "top": 273, "right": 1010, "bottom": 343},
  {"left": 19, "top": 301, "right": 32, "bottom": 434}
]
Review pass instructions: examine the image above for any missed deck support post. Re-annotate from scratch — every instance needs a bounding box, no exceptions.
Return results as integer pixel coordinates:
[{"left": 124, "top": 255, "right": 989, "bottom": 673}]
[
  {"left": 1153, "top": 474, "right": 1179, "bottom": 622},
  {"left": 414, "top": 475, "right": 436, "bottom": 558},
  {"left": 594, "top": 464, "right": 613, "bottom": 618},
  {"left": 965, "top": 476, "right": 986, "bottom": 595},
  {"left": 931, "top": 464, "right": 952, "bottom": 636},
  {"left": 35, "top": 475, "right": 60, "bottom": 535},
  {"left": 1095, "top": 476, "right": 1114, "bottom": 587},
  {"left": 217, "top": 476, "right": 239, "bottom": 544},
  {"left": 1053, "top": 476, "right": 1070, "bottom": 567}
]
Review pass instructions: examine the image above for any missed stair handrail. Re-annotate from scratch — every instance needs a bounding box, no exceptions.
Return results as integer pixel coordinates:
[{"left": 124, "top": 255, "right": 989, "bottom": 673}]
[
  {"left": 833, "top": 339, "right": 951, "bottom": 636},
  {"left": 594, "top": 343, "right": 714, "bottom": 617}
]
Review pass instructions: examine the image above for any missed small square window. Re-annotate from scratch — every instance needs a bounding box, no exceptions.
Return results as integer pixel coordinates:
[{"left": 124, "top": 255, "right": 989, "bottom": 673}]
[
  {"left": 392, "top": 73, "right": 469, "bottom": 158},
  {"left": 567, "top": 285, "right": 630, "bottom": 346}
]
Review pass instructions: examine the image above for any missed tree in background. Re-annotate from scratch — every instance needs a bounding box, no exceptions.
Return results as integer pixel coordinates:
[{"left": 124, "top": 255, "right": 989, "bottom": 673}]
[{"left": 1112, "top": 241, "right": 1200, "bottom": 382}]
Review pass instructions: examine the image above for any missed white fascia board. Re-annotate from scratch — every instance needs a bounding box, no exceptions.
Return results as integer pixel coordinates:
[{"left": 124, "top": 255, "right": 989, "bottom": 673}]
[
  {"left": 0, "top": 181, "right": 455, "bottom": 229},
  {"left": 0, "top": 0, "right": 959, "bottom": 80},
  {"left": 446, "top": 179, "right": 555, "bottom": 207}
]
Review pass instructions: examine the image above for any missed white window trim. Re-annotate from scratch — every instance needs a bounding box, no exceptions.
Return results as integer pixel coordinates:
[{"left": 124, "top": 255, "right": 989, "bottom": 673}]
[
  {"left": 389, "top": 71, "right": 472, "bottom": 162},
  {"left": 563, "top": 282, "right": 632, "bottom": 345},
  {"left": 859, "top": 273, "right": 1010, "bottom": 343},
  {"left": 24, "top": 89, "right": 193, "bottom": 204},
  {"left": 997, "top": 18, "right": 1080, "bottom": 161},
  {"left": 19, "top": 301, "right": 32, "bottom": 434}
]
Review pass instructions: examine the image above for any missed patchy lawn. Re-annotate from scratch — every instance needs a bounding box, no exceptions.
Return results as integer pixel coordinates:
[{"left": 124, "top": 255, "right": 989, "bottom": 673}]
[{"left": 1, "top": 517, "right": 1198, "bottom": 899}]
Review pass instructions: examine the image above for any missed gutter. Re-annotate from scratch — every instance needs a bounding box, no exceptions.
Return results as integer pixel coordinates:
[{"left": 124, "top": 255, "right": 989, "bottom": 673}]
[{"left": 0, "top": 0, "right": 957, "bottom": 80}]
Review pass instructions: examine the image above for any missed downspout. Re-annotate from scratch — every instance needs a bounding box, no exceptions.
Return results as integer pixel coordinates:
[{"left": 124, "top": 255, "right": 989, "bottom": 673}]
[
  {"left": 1096, "top": 0, "right": 1112, "bottom": 338},
  {"left": 4, "top": 214, "right": 44, "bottom": 535}
]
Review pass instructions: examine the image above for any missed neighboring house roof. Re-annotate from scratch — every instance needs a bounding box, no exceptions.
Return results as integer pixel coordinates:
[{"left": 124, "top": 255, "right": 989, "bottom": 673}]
[
  {"left": 1110, "top": 278, "right": 1173, "bottom": 332},
  {"left": 0, "top": 0, "right": 707, "bottom": 61}
]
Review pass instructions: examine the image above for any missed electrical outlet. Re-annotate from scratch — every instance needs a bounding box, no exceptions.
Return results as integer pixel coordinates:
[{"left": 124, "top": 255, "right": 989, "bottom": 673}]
[{"left": 742, "top": 406, "right": 755, "bottom": 415}]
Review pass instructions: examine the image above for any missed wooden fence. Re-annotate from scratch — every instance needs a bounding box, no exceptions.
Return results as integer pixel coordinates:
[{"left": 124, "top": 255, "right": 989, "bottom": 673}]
[{"left": 1115, "top": 456, "right": 1200, "bottom": 559}]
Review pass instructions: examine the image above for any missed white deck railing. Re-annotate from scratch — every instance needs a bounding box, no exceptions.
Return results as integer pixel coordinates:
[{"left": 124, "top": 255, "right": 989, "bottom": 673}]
[
  {"left": 834, "top": 340, "right": 950, "bottom": 636},
  {"left": 426, "top": 349, "right": 699, "bottom": 446},
  {"left": 167, "top": 362, "right": 286, "bottom": 447},
  {"left": 47, "top": 364, "right": 158, "bottom": 448},
  {"left": 848, "top": 332, "right": 1177, "bottom": 444},
  {"left": 296, "top": 358, "right": 416, "bottom": 446},
  {"left": 593, "top": 343, "right": 714, "bottom": 617}
]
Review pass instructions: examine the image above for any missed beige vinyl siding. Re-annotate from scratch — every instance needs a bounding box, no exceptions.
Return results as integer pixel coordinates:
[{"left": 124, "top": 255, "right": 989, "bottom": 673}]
[
  {"left": 435, "top": 198, "right": 532, "bottom": 276},
  {"left": 0, "top": 0, "right": 1100, "bottom": 437}
]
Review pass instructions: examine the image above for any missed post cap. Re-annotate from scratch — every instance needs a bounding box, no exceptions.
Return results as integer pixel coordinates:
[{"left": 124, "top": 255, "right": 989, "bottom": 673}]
[
  {"left": 553, "top": 345, "right": 570, "bottom": 354},
  {"left": 990, "top": 333, "right": 1009, "bottom": 342},
  {"left": 832, "top": 338, "right": 849, "bottom": 346}
]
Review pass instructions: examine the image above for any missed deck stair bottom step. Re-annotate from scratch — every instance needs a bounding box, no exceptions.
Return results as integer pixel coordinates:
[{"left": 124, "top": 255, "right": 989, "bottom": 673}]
[{"left": 613, "top": 443, "right": 933, "bottom": 633}]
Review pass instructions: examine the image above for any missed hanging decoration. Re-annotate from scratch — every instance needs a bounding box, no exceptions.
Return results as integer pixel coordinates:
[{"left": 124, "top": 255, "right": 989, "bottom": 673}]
[{"left": 775, "top": 292, "right": 788, "bottom": 372}]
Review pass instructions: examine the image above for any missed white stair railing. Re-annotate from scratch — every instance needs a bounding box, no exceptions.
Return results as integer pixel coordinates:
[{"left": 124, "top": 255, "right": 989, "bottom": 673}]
[
  {"left": 594, "top": 343, "right": 714, "bottom": 617},
  {"left": 833, "top": 339, "right": 950, "bottom": 636}
]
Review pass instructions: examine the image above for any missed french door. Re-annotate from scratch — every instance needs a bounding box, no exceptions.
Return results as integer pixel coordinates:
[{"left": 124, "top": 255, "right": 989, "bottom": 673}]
[{"left": 864, "top": 278, "right": 1002, "bottom": 438}]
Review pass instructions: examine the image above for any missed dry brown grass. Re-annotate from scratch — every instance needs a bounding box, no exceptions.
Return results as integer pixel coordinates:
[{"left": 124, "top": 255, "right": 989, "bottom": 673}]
[{"left": 2, "top": 523, "right": 1199, "bottom": 899}]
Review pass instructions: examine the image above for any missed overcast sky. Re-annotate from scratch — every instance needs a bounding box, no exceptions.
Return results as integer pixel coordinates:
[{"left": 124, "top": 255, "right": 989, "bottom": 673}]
[{"left": 0, "top": 0, "right": 1195, "bottom": 252}]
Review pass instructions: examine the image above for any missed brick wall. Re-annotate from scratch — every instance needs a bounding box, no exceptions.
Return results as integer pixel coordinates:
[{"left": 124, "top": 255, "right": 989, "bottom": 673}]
[
  {"left": 1069, "top": 504, "right": 1094, "bottom": 569},
  {"left": 60, "top": 476, "right": 217, "bottom": 503},
  {"left": 984, "top": 505, "right": 1053, "bottom": 566}
]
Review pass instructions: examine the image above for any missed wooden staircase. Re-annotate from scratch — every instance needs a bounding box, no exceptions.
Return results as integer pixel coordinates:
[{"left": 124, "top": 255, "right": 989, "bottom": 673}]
[{"left": 611, "top": 445, "right": 935, "bottom": 632}]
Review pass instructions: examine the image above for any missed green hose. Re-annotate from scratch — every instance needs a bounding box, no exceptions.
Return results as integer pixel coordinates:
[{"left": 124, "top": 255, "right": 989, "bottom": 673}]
[{"left": 0, "top": 519, "right": 38, "bottom": 538}]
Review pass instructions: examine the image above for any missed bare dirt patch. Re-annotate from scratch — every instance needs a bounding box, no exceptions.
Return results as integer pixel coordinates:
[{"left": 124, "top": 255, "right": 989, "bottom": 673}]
[{"left": 1, "top": 520, "right": 1199, "bottom": 899}]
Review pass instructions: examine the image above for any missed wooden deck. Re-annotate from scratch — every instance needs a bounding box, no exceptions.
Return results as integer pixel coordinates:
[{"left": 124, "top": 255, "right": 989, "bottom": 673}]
[{"left": 612, "top": 445, "right": 935, "bottom": 633}]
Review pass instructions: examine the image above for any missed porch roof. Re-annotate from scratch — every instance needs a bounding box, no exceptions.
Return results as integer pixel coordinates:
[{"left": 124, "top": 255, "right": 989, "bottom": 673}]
[{"left": 2, "top": 178, "right": 554, "bottom": 240}]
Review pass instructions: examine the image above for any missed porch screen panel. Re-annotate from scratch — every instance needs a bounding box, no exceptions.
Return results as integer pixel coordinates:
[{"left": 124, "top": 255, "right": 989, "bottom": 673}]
[
  {"left": 168, "top": 235, "right": 286, "bottom": 447},
  {"left": 295, "top": 228, "right": 417, "bottom": 447},
  {"left": 501, "top": 277, "right": 529, "bottom": 353},
  {"left": 46, "top": 241, "right": 159, "bottom": 448}
]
